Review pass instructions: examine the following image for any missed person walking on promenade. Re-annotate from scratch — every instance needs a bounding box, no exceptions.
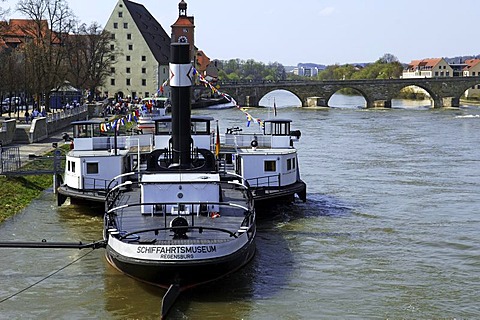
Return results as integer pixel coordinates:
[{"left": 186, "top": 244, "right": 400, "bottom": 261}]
[{"left": 24, "top": 110, "right": 30, "bottom": 124}]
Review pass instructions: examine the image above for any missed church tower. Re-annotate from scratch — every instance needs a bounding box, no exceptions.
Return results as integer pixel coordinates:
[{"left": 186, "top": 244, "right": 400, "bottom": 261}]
[{"left": 171, "top": 0, "right": 195, "bottom": 60}]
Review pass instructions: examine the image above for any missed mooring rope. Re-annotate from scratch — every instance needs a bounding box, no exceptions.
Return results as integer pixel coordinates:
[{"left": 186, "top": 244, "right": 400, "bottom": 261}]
[{"left": 0, "top": 249, "right": 95, "bottom": 304}]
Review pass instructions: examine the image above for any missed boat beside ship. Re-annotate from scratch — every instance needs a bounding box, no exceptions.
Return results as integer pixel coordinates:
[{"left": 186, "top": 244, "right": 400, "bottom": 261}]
[{"left": 57, "top": 114, "right": 306, "bottom": 208}]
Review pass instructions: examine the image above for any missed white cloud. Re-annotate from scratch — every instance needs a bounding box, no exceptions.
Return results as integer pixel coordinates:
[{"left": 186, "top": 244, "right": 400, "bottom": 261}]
[{"left": 319, "top": 7, "right": 335, "bottom": 17}]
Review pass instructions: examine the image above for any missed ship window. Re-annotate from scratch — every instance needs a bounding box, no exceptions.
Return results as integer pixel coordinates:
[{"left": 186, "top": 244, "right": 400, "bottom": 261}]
[
  {"left": 191, "top": 121, "right": 208, "bottom": 134},
  {"left": 71, "top": 162, "right": 76, "bottom": 173},
  {"left": 86, "top": 163, "right": 99, "bottom": 174},
  {"left": 264, "top": 160, "right": 276, "bottom": 172},
  {"left": 67, "top": 161, "right": 71, "bottom": 172},
  {"left": 287, "top": 158, "right": 292, "bottom": 170},
  {"left": 293, "top": 157, "right": 296, "bottom": 169}
]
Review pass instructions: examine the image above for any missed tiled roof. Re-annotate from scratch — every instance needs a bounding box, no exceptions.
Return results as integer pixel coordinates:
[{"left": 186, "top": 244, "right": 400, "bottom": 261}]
[
  {"left": 123, "top": 0, "right": 171, "bottom": 65},
  {"left": 406, "top": 58, "right": 444, "bottom": 70},
  {"left": 463, "top": 59, "right": 480, "bottom": 70},
  {"left": 172, "top": 16, "right": 194, "bottom": 27},
  {"left": 0, "top": 19, "right": 61, "bottom": 44}
]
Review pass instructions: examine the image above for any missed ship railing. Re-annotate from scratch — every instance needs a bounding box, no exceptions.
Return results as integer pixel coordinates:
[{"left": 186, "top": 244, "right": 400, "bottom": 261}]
[
  {"left": 224, "top": 133, "right": 271, "bottom": 148},
  {"left": 82, "top": 176, "right": 112, "bottom": 191},
  {"left": 246, "top": 173, "right": 280, "bottom": 188},
  {"left": 106, "top": 200, "right": 254, "bottom": 239}
]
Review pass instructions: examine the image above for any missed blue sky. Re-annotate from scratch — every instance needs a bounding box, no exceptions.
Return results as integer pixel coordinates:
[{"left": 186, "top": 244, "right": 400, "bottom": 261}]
[{"left": 2, "top": 0, "right": 480, "bottom": 66}]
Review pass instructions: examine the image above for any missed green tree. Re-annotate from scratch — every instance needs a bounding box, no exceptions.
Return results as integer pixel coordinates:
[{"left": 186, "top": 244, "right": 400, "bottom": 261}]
[{"left": 217, "top": 58, "right": 286, "bottom": 82}]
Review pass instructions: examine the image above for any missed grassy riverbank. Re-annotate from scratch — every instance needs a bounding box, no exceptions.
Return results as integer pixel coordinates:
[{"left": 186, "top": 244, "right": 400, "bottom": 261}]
[{"left": 0, "top": 145, "right": 68, "bottom": 223}]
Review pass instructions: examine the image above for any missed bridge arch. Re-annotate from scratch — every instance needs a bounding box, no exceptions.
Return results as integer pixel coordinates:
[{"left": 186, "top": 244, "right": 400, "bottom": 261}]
[
  {"left": 460, "top": 81, "right": 480, "bottom": 102},
  {"left": 390, "top": 84, "right": 434, "bottom": 108},
  {"left": 258, "top": 89, "right": 302, "bottom": 107},
  {"left": 326, "top": 87, "right": 369, "bottom": 108}
]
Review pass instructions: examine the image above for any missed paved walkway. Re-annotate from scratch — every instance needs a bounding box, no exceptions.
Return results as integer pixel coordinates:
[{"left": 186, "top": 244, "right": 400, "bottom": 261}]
[{"left": 3, "top": 128, "right": 72, "bottom": 162}]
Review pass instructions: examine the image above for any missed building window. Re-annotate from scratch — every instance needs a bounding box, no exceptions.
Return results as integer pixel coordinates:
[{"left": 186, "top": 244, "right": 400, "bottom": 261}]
[
  {"left": 111, "top": 79, "right": 115, "bottom": 85},
  {"left": 264, "top": 160, "right": 276, "bottom": 172},
  {"left": 145, "top": 92, "right": 149, "bottom": 97},
  {"left": 126, "top": 56, "right": 131, "bottom": 61},
  {"left": 126, "top": 67, "right": 131, "bottom": 73},
  {"left": 110, "top": 33, "right": 115, "bottom": 40},
  {"left": 473, "top": 72, "right": 476, "bottom": 76},
  {"left": 435, "top": 71, "right": 439, "bottom": 76},
  {"left": 111, "top": 67, "right": 115, "bottom": 73},
  {"left": 110, "top": 44, "right": 114, "bottom": 50},
  {"left": 123, "top": 22, "right": 128, "bottom": 29},
  {"left": 113, "top": 22, "right": 118, "bottom": 29},
  {"left": 128, "top": 44, "right": 133, "bottom": 50},
  {"left": 86, "top": 163, "right": 99, "bottom": 174},
  {"left": 127, "top": 33, "right": 132, "bottom": 40},
  {"left": 118, "top": 11, "right": 123, "bottom": 18},
  {"left": 142, "top": 67, "right": 146, "bottom": 74},
  {"left": 142, "top": 55, "right": 146, "bottom": 61},
  {"left": 110, "top": 55, "right": 115, "bottom": 61},
  {"left": 126, "top": 79, "right": 131, "bottom": 86},
  {"left": 142, "top": 79, "right": 147, "bottom": 86}
]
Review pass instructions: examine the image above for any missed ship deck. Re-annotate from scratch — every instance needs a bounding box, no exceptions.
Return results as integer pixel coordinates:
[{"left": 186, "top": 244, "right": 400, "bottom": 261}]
[{"left": 107, "top": 181, "right": 252, "bottom": 244}]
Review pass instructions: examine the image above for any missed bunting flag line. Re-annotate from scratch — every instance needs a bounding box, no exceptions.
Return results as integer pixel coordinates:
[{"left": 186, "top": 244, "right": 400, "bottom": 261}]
[
  {"left": 193, "top": 67, "right": 265, "bottom": 128},
  {"left": 100, "top": 112, "right": 138, "bottom": 132},
  {"left": 155, "top": 78, "right": 169, "bottom": 97}
]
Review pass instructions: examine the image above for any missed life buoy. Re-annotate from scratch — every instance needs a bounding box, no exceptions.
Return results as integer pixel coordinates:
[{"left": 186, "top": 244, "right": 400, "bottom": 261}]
[{"left": 251, "top": 140, "right": 258, "bottom": 148}]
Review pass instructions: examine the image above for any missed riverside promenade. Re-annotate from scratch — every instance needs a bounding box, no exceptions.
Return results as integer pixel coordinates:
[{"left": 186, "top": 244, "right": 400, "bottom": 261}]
[{"left": 0, "top": 127, "right": 72, "bottom": 176}]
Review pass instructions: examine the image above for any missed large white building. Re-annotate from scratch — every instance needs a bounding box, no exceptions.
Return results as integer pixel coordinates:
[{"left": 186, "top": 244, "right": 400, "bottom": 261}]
[{"left": 101, "top": 0, "right": 171, "bottom": 100}]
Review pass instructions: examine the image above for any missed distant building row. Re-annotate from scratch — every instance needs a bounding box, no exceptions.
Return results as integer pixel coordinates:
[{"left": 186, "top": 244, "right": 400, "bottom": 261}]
[{"left": 403, "top": 58, "right": 480, "bottom": 98}]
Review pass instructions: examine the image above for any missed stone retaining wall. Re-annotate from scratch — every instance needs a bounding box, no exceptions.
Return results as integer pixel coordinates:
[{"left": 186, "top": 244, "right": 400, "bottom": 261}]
[{"left": 0, "top": 119, "right": 17, "bottom": 146}]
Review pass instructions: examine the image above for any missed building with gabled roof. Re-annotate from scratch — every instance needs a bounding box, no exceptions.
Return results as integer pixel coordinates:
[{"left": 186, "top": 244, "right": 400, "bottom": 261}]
[
  {"left": 101, "top": 0, "right": 171, "bottom": 100},
  {"left": 0, "top": 19, "right": 60, "bottom": 50},
  {"left": 403, "top": 58, "right": 453, "bottom": 78}
]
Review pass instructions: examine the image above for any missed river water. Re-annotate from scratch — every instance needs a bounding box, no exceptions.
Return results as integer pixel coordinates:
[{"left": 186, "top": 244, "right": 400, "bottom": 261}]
[{"left": 1, "top": 92, "right": 479, "bottom": 319}]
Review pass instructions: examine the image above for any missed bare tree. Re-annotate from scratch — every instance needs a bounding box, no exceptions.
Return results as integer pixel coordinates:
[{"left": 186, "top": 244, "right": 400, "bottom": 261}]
[
  {"left": 65, "top": 22, "right": 117, "bottom": 101},
  {"left": 17, "top": 0, "right": 75, "bottom": 111},
  {"left": 0, "top": 0, "right": 10, "bottom": 20}
]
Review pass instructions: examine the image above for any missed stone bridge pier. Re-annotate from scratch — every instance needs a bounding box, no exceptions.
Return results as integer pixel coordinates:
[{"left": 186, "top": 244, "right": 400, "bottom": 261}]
[{"left": 219, "top": 76, "right": 480, "bottom": 109}]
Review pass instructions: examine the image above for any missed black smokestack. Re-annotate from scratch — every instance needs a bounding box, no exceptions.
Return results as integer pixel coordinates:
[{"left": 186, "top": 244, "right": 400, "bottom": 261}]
[{"left": 169, "top": 42, "right": 192, "bottom": 169}]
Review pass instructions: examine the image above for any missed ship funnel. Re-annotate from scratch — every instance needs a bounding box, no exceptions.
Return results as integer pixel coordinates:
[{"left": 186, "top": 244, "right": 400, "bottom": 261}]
[{"left": 169, "top": 42, "right": 193, "bottom": 169}]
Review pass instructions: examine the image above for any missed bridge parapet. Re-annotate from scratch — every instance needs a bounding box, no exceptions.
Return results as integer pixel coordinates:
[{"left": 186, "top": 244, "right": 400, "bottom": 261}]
[{"left": 218, "top": 76, "right": 480, "bottom": 108}]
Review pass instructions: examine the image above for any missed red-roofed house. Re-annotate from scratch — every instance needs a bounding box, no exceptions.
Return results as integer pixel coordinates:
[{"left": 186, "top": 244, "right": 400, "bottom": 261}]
[
  {"left": 0, "top": 19, "right": 60, "bottom": 50},
  {"left": 403, "top": 58, "right": 453, "bottom": 78},
  {"left": 463, "top": 59, "right": 480, "bottom": 98}
]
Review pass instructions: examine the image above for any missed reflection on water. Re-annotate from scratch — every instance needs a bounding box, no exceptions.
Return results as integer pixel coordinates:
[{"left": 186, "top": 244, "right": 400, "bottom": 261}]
[{"left": 1, "top": 94, "right": 480, "bottom": 318}]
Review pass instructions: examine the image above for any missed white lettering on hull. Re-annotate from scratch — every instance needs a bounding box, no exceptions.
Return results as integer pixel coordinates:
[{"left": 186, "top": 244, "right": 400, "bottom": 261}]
[{"left": 108, "top": 236, "right": 248, "bottom": 261}]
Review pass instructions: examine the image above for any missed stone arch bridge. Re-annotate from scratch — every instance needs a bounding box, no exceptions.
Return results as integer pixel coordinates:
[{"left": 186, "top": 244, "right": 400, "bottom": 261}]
[{"left": 218, "top": 77, "right": 480, "bottom": 108}]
